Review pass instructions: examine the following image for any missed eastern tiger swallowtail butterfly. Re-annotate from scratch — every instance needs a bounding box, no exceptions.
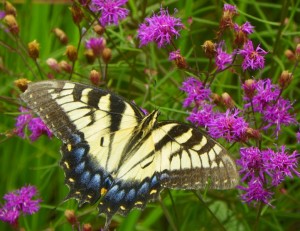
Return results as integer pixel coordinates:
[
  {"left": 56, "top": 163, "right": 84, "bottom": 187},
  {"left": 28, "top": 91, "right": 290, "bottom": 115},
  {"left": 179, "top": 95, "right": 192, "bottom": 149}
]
[{"left": 21, "top": 80, "right": 238, "bottom": 230}]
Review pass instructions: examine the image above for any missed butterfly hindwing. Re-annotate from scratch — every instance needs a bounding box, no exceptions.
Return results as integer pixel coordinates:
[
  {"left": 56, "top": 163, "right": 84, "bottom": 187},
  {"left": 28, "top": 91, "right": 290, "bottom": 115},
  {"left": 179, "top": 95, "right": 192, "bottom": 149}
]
[{"left": 21, "top": 80, "right": 238, "bottom": 229}]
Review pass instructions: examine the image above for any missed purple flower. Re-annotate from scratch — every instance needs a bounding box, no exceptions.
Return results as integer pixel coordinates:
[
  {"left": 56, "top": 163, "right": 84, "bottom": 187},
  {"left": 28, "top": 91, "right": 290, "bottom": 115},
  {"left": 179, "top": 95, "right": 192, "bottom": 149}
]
[
  {"left": 297, "top": 131, "right": 300, "bottom": 143},
  {"left": 238, "top": 40, "right": 267, "bottom": 71},
  {"left": 262, "top": 98, "right": 297, "bottom": 136},
  {"left": 187, "top": 104, "right": 215, "bottom": 127},
  {"left": 0, "top": 185, "right": 41, "bottom": 225},
  {"left": 180, "top": 77, "right": 211, "bottom": 107},
  {"left": 90, "top": 0, "right": 129, "bottom": 27},
  {"left": 237, "top": 147, "right": 264, "bottom": 182},
  {"left": 223, "top": 4, "right": 237, "bottom": 13},
  {"left": 85, "top": 37, "right": 106, "bottom": 56},
  {"left": 244, "top": 79, "right": 280, "bottom": 112},
  {"left": 262, "top": 147, "right": 300, "bottom": 186},
  {"left": 215, "top": 41, "right": 233, "bottom": 70},
  {"left": 0, "top": 11, "right": 5, "bottom": 19},
  {"left": 207, "top": 109, "right": 249, "bottom": 142},
  {"left": 15, "top": 107, "right": 52, "bottom": 141},
  {"left": 233, "top": 22, "right": 254, "bottom": 34},
  {"left": 169, "top": 49, "right": 181, "bottom": 60},
  {"left": 137, "top": 8, "right": 183, "bottom": 48},
  {"left": 239, "top": 178, "right": 273, "bottom": 206}
]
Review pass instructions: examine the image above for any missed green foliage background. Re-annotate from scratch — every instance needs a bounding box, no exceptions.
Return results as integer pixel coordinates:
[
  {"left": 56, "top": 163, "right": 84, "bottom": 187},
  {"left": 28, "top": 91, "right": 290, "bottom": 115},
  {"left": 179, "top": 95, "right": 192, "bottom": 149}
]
[{"left": 1, "top": 0, "right": 300, "bottom": 230}]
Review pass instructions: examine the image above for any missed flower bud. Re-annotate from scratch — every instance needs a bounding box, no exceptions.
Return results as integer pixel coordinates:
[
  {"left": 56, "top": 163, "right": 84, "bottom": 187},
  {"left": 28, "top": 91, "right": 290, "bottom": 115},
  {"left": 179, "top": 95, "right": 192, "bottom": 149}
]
[
  {"left": 84, "top": 49, "right": 96, "bottom": 64},
  {"left": 296, "top": 44, "right": 300, "bottom": 60},
  {"left": 93, "top": 24, "right": 105, "bottom": 36},
  {"left": 59, "top": 60, "right": 72, "bottom": 73},
  {"left": 243, "top": 79, "right": 256, "bottom": 99},
  {"left": 46, "top": 58, "right": 60, "bottom": 72},
  {"left": 90, "top": 70, "right": 101, "bottom": 86},
  {"left": 65, "top": 45, "right": 78, "bottom": 62},
  {"left": 169, "top": 50, "right": 187, "bottom": 69},
  {"left": 83, "top": 223, "right": 92, "bottom": 231},
  {"left": 70, "top": 4, "right": 83, "bottom": 25},
  {"left": 234, "top": 30, "right": 247, "bottom": 46},
  {"left": 5, "top": 1, "right": 17, "bottom": 16},
  {"left": 102, "top": 47, "right": 112, "bottom": 64},
  {"left": 28, "top": 40, "right": 40, "bottom": 60},
  {"left": 246, "top": 127, "right": 261, "bottom": 140},
  {"left": 4, "top": 14, "right": 19, "bottom": 35},
  {"left": 279, "top": 70, "right": 293, "bottom": 89},
  {"left": 211, "top": 93, "right": 221, "bottom": 105},
  {"left": 64, "top": 210, "right": 77, "bottom": 225},
  {"left": 52, "top": 28, "right": 68, "bottom": 45},
  {"left": 221, "top": 92, "right": 234, "bottom": 108},
  {"left": 202, "top": 40, "right": 216, "bottom": 58},
  {"left": 284, "top": 49, "right": 295, "bottom": 61},
  {"left": 14, "top": 78, "right": 30, "bottom": 92}
]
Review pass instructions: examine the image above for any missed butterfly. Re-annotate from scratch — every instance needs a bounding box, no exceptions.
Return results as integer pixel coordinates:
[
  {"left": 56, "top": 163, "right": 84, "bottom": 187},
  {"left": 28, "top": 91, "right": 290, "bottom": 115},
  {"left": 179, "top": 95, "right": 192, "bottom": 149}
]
[{"left": 21, "top": 80, "right": 238, "bottom": 230}]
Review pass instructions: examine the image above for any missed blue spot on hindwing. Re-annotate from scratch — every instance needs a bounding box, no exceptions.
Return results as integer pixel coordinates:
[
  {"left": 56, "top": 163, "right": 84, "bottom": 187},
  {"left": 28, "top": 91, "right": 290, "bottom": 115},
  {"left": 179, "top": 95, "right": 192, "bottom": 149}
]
[
  {"left": 106, "top": 185, "right": 119, "bottom": 199},
  {"left": 88, "top": 174, "right": 101, "bottom": 189},
  {"left": 125, "top": 189, "right": 136, "bottom": 202},
  {"left": 150, "top": 175, "right": 158, "bottom": 187},
  {"left": 80, "top": 171, "right": 91, "bottom": 185},
  {"left": 137, "top": 182, "right": 149, "bottom": 196},
  {"left": 114, "top": 190, "right": 125, "bottom": 202},
  {"left": 73, "top": 147, "right": 85, "bottom": 162},
  {"left": 75, "top": 162, "right": 85, "bottom": 173},
  {"left": 71, "top": 133, "right": 82, "bottom": 144}
]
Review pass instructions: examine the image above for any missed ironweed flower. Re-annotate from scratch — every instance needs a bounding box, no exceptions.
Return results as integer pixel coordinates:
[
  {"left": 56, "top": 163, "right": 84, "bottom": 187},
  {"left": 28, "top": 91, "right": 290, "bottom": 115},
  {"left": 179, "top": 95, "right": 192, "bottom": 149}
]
[
  {"left": 137, "top": 8, "right": 183, "bottom": 48},
  {"left": 180, "top": 77, "right": 211, "bottom": 108},
  {"left": 215, "top": 41, "right": 233, "bottom": 70},
  {"left": 85, "top": 37, "right": 106, "bottom": 56},
  {"left": 15, "top": 107, "right": 52, "bottom": 141},
  {"left": 233, "top": 22, "right": 254, "bottom": 35},
  {"left": 169, "top": 49, "right": 187, "bottom": 69},
  {"left": 187, "top": 104, "right": 215, "bottom": 127},
  {"left": 238, "top": 40, "right": 267, "bottom": 71},
  {"left": 0, "top": 185, "right": 41, "bottom": 225},
  {"left": 207, "top": 109, "right": 249, "bottom": 142},
  {"left": 237, "top": 146, "right": 300, "bottom": 205},
  {"left": 90, "top": 0, "right": 129, "bottom": 27}
]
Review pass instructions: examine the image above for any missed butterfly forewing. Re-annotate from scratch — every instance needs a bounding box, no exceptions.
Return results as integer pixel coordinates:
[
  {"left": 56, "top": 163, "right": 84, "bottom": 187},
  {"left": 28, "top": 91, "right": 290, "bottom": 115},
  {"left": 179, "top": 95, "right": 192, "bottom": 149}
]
[{"left": 21, "top": 80, "right": 238, "bottom": 229}]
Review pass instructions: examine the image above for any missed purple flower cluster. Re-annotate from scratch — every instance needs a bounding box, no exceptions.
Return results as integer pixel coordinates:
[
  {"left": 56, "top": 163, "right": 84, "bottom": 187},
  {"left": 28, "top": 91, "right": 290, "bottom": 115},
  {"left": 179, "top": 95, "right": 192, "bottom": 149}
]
[
  {"left": 85, "top": 37, "right": 106, "bottom": 56},
  {"left": 15, "top": 107, "right": 52, "bottom": 141},
  {"left": 215, "top": 41, "right": 233, "bottom": 70},
  {"left": 137, "top": 8, "right": 183, "bottom": 48},
  {"left": 238, "top": 40, "right": 267, "bottom": 71},
  {"left": 90, "top": 0, "right": 129, "bottom": 27},
  {"left": 233, "top": 22, "right": 254, "bottom": 35},
  {"left": 237, "top": 146, "right": 300, "bottom": 205},
  {"left": 181, "top": 77, "right": 249, "bottom": 142},
  {"left": 243, "top": 79, "right": 297, "bottom": 136},
  {"left": 0, "top": 185, "right": 41, "bottom": 225}
]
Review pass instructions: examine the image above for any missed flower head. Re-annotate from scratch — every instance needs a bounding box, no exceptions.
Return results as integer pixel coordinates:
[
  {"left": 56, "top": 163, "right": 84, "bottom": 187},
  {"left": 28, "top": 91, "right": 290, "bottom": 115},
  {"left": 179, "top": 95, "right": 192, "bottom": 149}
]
[
  {"left": 0, "top": 185, "right": 41, "bottom": 225},
  {"left": 90, "top": 0, "right": 129, "bottom": 27},
  {"left": 238, "top": 40, "right": 267, "bottom": 71},
  {"left": 223, "top": 4, "right": 237, "bottom": 14},
  {"left": 180, "top": 77, "right": 211, "bottom": 108},
  {"left": 207, "top": 109, "right": 249, "bottom": 142},
  {"left": 169, "top": 49, "right": 187, "bottom": 69},
  {"left": 137, "top": 8, "right": 183, "bottom": 48},
  {"left": 15, "top": 107, "right": 52, "bottom": 141},
  {"left": 215, "top": 41, "right": 233, "bottom": 70},
  {"left": 85, "top": 37, "right": 106, "bottom": 56},
  {"left": 187, "top": 104, "right": 215, "bottom": 127},
  {"left": 234, "top": 22, "right": 254, "bottom": 35}
]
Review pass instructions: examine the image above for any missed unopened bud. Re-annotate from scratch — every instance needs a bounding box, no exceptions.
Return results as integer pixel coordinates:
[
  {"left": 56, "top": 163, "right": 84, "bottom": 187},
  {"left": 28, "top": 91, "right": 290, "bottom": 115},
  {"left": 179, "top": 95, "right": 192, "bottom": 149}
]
[
  {"left": 5, "top": 1, "right": 17, "bottom": 16},
  {"left": 284, "top": 49, "right": 295, "bottom": 61},
  {"left": 102, "top": 47, "right": 112, "bottom": 64},
  {"left": 246, "top": 127, "right": 261, "bottom": 140},
  {"left": 65, "top": 45, "right": 78, "bottom": 62},
  {"left": 28, "top": 40, "right": 40, "bottom": 60},
  {"left": 59, "top": 60, "right": 72, "bottom": 73},
  {"left": 221, "top": 92, "right": 234, "bottom": 108},
  {"left": 296, "top": 44, "right": 300, "bottom": 60},
  {"left": 70, "top": 4, "right": 83, "bottom": 25},
  {"left": 202, "top": 40, "right": 216, "bottom": 58},
  {"left": 14, "top": 78, "right": 30, "bottom": 92},
  {"left": 84, "top": 49, "right": 96, "bottom": 64},
  {"left": 90, "top": 70, "right": 101, "bottom": 86},
  {"left": 46, "top": 58, "right": 60, "bottom": 72},
  {"left": 53, "top": 28, "right": 68, "bottom": 45},
  {"left": 243, "top": 79, "right": 256, "bottom": 99},
  {"left": 64, "top": 210, "right": 77, "bottom": 225},
  {"left": 234, "top": 30, "right": 247, "bottom": 46},
  {"left": 93, "top": 24, "right": 105, "bottom": 36},
  {"left": 211, "top": 93, "right": 221, "bottom": 105},
  {"left": 4, "top": 14, "right": 19, "bottom": 35},
  {"left": 83, "top": 223, "right": 92, "bottom": 231},
  {"left": 279, "top": 70, "right": 293, "bottom": 89}
]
